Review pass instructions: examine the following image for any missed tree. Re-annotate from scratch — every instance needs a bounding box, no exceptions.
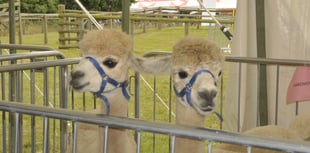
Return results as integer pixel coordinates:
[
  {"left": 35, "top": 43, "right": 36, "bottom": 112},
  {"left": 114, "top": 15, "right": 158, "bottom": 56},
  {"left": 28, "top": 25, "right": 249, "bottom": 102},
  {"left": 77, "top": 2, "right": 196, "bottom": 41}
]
[
  {"left": 59, "top": 0, "right": 136, "bottom": 12},
  {"left": 20, "top": 0, "right": 59, "bottom": 13},
  {"left": 0, "top": 0, "right": 136, "bottom": 13}
]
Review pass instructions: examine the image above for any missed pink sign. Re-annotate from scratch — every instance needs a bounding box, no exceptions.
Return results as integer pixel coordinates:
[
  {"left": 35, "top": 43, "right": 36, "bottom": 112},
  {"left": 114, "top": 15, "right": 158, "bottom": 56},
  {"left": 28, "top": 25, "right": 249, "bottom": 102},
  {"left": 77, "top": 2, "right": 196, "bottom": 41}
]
[{"left": 286, "top": 66, "right": 310, "bottom": 104}]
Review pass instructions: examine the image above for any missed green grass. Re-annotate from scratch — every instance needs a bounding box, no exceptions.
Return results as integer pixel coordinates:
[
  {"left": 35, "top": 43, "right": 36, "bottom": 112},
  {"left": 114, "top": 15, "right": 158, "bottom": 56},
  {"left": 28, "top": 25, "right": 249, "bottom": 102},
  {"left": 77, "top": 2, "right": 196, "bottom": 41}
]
[{"left": 0, "top": 25, "right": 230, "bottom": 152}]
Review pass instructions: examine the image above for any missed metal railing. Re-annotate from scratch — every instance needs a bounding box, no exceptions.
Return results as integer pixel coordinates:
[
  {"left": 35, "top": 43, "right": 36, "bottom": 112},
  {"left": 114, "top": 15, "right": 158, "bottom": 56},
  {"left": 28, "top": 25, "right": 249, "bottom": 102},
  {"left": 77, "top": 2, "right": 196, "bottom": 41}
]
[
  {"left": 1, "top": 101, "right": 310, "bottom": 153},
  {"left": 225, "top": 56, "right": 310, "bottom": 130}
]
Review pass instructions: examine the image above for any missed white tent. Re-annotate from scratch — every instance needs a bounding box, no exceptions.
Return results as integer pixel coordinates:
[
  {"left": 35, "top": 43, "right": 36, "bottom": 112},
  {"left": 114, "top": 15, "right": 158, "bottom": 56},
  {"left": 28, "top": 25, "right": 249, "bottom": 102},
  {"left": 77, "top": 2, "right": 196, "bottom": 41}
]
[{"left": 224, "top": 0, "right": 310, "bottom": 132}]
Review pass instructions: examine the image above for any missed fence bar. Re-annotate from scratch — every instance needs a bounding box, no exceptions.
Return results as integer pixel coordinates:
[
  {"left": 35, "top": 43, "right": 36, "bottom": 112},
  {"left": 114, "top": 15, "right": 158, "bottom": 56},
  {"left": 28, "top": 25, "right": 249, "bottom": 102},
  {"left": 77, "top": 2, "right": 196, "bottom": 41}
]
[
  {"left": 60, "top": 65, "right": 69, "bottom": 153},
  {"left": 152, "top": 75, "right": 156, "bottom": 153},
  {"left": 1, "top": 101, "right": 309, "bottom": 153},
  {"left": 0, "top": 51, "right": 65, "bottom": 61},
  {"left": 136, "top": 131, "right": 141, "bottom": 153},
  {"left": 72, "top": 122, "right": 77, "bottom": 153},
  {"left": 14, "top": 113, "right": 19, "bottom": 153},
  {"left": 0, "top": 44, "right": 56, "bottom": 51},
  {"left": 30, "top": 69, "right": 36, "bottom": 153},
  {"left": 2, "top": 111, "right": 6, "bottom": 153},
  {"left": 225, "top": 56, "right": 310, "bottom": 66},
  {"left": 43, "top": 117, "right": 50, "bottom": 153},
  {"left": 103, "top": 126, "right": 109, "bottom": 153},
  {"left": 0, "top": 58, "right": 80, "bottom": 72},
  {"left": 247, "top": 146, "right": 252, "bottom": 153},
  {"left": 170, "top": 135, "right": 176, "bottom": 153},
  {"left": 207, "top": 140, "right": 213, "bottom": 153},
  {"left": 275, "top": 65, "right": 280, "bottom": 125},
  {"left": 237, "top": 63, "right": 242, "bottom": 132},
  {"left": 256, "top": 64, "right": 261, "bottom": 126}
]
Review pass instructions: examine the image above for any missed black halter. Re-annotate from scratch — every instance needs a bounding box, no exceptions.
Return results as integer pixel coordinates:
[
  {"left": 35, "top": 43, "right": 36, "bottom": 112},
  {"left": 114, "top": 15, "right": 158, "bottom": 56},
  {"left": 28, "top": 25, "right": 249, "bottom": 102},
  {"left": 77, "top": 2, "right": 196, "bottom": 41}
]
[{"left": 86, "top": 56, "right": 130, "bottom": 115}]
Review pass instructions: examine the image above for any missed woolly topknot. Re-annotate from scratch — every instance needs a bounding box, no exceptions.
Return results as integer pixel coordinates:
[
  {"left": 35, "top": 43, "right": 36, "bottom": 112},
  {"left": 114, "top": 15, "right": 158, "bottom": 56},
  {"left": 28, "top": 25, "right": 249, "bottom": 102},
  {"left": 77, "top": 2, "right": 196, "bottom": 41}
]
[
  {"left": 79, "top": 29, "right": 133, "bottom": 57},
  {"left": 171, "top": 37, "right": 224, "bottom": 67}
]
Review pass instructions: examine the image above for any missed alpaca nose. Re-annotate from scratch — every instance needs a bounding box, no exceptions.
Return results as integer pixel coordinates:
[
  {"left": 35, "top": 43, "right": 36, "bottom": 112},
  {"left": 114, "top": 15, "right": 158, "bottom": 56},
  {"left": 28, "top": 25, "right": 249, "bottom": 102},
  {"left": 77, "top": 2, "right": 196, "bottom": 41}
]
[
  {"left": 70, "top": 70, "right": 85, "bottom": 86},
  {"left": 198, "top": 89, "right": 217, "bottom": 108},
  {"left": 71, "top": 70, "right": 84, "bottom": 80}
]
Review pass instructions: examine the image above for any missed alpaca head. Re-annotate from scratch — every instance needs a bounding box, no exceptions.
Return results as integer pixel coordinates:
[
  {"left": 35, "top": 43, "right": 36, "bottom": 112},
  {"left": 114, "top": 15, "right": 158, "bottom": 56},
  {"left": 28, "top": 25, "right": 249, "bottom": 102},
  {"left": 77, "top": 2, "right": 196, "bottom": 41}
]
[
  {"left": 171, "top": 37, "right": 224, "bottom": 115},
  {"left": 70, "top": 29, "right": 133, "bottom": 93}
]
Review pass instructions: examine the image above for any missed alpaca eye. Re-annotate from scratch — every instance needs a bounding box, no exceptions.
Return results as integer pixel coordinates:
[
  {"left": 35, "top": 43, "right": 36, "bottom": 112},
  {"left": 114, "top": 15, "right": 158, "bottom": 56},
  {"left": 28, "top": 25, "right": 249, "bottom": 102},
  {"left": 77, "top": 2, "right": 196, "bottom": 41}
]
[
  {"left": 103, "top": 59, "right": 117, "bottom": 68},
  {"left": 218, "top": 71, "right": 222, "bottom": 77},
  {"left": 178, "top": 71, "right": 188, "bottom": 79}
]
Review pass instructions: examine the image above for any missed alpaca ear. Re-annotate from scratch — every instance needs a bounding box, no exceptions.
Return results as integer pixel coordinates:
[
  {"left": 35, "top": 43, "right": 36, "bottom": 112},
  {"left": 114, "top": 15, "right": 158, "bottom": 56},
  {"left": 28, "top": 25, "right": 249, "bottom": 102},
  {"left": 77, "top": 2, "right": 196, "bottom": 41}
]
[{"left": 129, "top": 55, "right": 171, "bottom": 75}]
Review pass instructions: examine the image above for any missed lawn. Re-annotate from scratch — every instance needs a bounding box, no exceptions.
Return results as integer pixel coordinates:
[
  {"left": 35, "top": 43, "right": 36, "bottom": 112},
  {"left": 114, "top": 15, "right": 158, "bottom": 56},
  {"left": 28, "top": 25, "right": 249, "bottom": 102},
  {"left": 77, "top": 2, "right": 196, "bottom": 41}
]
[{"left": 0, "top": 25, "right": 230, "bottom": 152}]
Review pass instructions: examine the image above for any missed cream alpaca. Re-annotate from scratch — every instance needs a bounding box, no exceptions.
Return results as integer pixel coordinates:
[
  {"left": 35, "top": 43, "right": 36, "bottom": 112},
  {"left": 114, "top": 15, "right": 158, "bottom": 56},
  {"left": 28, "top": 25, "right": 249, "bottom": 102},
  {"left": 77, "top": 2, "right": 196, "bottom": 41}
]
[
  {"left": 142, "top": 36, "right": 224, "bottom": 153},
  {"left": 69, "top": 29, "right": 157, "bottom": 153},
  {"left": 213, "top": 114, "right": 310, "bottom": 153}
]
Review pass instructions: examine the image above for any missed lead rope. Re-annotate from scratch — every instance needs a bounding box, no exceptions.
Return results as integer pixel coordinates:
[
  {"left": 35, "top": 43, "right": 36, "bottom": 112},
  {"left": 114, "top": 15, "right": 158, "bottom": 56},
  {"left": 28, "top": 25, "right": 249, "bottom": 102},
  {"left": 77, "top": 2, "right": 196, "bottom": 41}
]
[
  {"left": 196, "top": 0, "right": 233, "bottom": 41},
  {"left": 74, "top": 0, "right": 103, "bottom": 30}
]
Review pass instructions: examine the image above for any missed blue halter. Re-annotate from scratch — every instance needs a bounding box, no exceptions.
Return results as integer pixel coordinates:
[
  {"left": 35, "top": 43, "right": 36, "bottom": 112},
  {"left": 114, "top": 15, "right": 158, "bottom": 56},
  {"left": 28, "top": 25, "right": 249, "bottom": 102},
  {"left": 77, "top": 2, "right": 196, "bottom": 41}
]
[
  {"left": 173, "top": 69, "right": 223, "bottom": 121},
  {"left": 86, "top": 56, "right": 130, "bottom": 115},
  {"left": 174, "top": 69, "right": 216, "bottom": 106}
]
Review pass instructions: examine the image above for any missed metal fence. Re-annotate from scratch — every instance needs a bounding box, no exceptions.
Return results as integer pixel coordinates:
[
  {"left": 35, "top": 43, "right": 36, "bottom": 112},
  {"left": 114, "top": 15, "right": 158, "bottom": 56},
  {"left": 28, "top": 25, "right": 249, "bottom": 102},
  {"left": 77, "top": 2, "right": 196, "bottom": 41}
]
[
  {"left": 1, "top": 101, "right": 310, "bottom": 153},
  {"left": 0, "top": 44, "right": 310, "bottom": 153}
]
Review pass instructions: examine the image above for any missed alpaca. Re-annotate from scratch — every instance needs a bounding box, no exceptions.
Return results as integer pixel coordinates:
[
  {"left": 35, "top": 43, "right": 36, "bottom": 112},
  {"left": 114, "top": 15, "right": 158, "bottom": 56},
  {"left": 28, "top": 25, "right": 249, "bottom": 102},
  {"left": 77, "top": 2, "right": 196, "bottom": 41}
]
[
  {"left": 288, "top": 113, "right": 310, "bottom": 142},
  {"left": 141, "top": 36, "right": 225, "bottom": 153},
  {"left": 213, "top": 125, "right": 303, "bottom": 153},
  {"left": 69, "top": 29, "right": 154, "bottom": 153},
  {"left": 171, "top": 37, "right": 224, "bottom": 153},
  {"left": 213, "top": 114, "right": 310, "bottom": 153}
]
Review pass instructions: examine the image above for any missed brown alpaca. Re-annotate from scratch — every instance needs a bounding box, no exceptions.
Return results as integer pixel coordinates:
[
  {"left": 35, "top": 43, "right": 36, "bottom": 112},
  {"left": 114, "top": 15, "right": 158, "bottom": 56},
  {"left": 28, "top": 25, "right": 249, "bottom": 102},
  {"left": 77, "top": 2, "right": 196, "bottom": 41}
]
[{"left": 69, "top": 29, "right": 159, "bottom": 153}]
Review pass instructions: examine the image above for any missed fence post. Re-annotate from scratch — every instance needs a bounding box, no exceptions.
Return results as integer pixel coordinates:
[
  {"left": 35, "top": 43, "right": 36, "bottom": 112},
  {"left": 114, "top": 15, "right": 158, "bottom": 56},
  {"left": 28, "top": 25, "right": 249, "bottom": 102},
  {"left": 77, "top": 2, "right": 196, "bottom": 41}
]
[
  {"left": 184, "top": 21, "right": 189, "bottom": 36},
  {"left": 121, "top": 0, "right": 130, "bottom": 34},
  {"left": 58, "top": 5, "right": 66, "bottom": 48},
  {"left": 43, "top": 15, "right": 48, "bottom": 44},
  {"left": 143, "top": 10, "right": 146, "bottom": 33}
]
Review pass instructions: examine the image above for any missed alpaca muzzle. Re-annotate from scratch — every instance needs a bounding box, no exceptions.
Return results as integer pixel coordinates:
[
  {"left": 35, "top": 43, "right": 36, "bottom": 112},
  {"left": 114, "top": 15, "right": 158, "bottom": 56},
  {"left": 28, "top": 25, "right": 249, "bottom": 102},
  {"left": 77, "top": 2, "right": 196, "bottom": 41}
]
[{"left": 198, "top": 89, "right": 217, "bottom": 111}]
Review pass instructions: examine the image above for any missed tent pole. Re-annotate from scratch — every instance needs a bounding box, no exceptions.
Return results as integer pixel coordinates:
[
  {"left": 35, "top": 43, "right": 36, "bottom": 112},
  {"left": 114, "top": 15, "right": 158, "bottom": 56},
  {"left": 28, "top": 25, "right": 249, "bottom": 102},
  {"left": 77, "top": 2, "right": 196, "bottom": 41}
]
[{"left": 255, "top": 0, "right": 268, "bottom": 126}]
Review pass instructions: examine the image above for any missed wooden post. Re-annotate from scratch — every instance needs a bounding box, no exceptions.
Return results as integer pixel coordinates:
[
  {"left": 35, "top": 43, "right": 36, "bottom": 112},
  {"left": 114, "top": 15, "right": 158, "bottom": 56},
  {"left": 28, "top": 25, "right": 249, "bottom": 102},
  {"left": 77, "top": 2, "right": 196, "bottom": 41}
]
[
  {"left": 158, "top": 7, "right": 162, "bottom": 30},
  {"left": 121, "top": 0, "right": 130, "bottom": 34},
  {"left": 43, "top": 15, "right": 48, "bottom": 44},
  {"left": 255, "top": 0, "right": 268, "bottom": 126},
  {"left": 143, "top": 10, "right": 146, "bottom": 33},
  {"left": 58, "top": 5, "right": 66, "bottom": 49},
  {"left": 184, "top": 15, "right": 189, "bottom": 36},
  {"left": 17, "top": 0, "right": 22, "bottom": 44}
]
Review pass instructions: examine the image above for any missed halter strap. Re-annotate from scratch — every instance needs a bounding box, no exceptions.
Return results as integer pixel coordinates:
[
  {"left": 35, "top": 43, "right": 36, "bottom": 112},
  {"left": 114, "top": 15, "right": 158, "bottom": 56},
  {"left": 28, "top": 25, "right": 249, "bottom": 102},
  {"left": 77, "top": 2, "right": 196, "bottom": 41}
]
[
  {"left": 173, "top": 69, "right": 223, "bottom": 122},
  {"left": 86, "top": 56, "right": 130, "bottom": 115}
]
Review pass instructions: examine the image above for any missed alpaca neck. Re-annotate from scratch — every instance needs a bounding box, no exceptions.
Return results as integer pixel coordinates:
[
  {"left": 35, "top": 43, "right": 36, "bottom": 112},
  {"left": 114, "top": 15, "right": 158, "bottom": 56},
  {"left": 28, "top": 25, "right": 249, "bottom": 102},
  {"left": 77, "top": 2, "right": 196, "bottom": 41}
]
[
  {"left": 97, "top": 89, "right": 133, "bottom": 153},
  {"left": 99, "top": 88, "right": 128, "bottom": 117},
  {"left": 175, "top": 101, "right": 205, "bottom": 153},
  {"left": 176, "top": 101, "right": 205, "bottom": 127}
]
